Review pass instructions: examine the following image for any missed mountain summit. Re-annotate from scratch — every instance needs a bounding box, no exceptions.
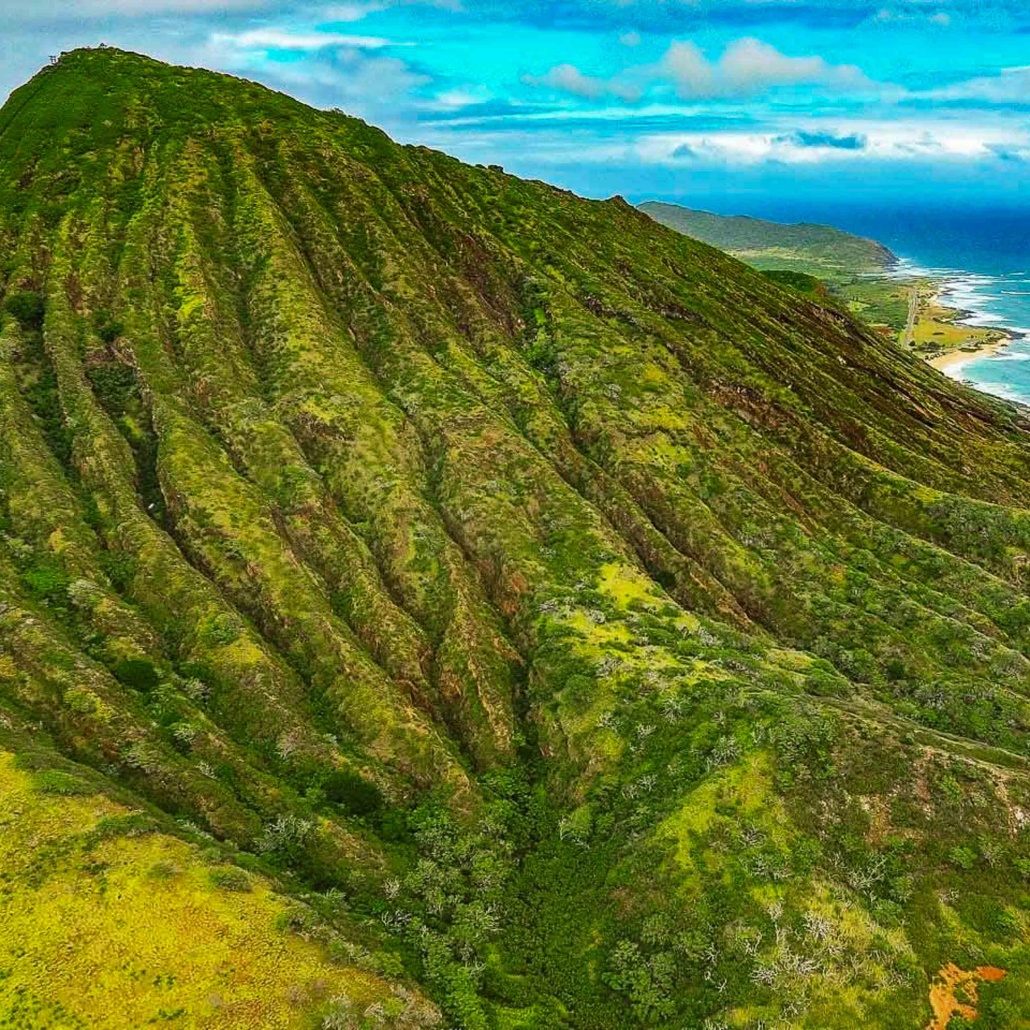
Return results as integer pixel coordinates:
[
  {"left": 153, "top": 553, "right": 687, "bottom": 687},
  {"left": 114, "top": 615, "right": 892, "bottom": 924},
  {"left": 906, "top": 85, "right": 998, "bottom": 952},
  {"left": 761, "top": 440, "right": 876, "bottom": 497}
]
[{"left": 3, "top": 47, "right": 1030, "bottom": 1029}]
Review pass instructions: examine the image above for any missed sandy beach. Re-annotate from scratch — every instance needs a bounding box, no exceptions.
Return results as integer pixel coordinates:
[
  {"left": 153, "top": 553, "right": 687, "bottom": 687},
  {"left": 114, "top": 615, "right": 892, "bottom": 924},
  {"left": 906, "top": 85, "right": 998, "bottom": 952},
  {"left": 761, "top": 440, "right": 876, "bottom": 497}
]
[
  {"left": 920, "top": 280, "right": 1018, "bottom": 376},
  {"left": 927, "top": 337, "right": 1011, "bottom": 375}
]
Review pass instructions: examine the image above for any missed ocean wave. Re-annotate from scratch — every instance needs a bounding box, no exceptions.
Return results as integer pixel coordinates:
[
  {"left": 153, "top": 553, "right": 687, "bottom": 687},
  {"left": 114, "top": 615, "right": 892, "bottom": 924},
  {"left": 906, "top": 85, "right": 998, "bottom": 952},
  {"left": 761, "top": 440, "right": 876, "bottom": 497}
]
[
  {"left": 935, "top": 273, "right": 1030, "bottom": 336},
  {"left": 965, "top": 379, "right": 1030, "bottom": 405},
  {"left": 956, "top": 311, "right": 1005, "bottom": 327}
]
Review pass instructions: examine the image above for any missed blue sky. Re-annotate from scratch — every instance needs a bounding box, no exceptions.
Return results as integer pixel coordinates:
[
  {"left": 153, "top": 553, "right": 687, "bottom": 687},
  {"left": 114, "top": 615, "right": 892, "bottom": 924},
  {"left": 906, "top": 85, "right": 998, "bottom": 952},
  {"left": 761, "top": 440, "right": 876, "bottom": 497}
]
[{"left": 2, "top": 0, "right": 1029, "bottom": 213}]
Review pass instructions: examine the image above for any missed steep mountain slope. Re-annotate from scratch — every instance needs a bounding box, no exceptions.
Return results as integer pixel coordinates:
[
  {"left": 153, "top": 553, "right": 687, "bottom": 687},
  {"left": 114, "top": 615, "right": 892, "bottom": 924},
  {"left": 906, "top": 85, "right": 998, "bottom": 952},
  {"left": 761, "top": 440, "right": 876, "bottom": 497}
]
[
  {"left": 4, "top": 47, "right": 1030, "bottom": 1029},
  {"left": 639, "top": 200, "right": 896, "bottom": 279}
]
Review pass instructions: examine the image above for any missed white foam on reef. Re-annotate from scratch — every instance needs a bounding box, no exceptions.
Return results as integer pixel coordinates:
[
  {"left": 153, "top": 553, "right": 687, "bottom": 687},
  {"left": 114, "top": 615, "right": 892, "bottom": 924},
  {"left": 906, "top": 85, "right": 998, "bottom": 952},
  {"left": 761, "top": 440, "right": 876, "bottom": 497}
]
[{"left": 959, "top": 377, "right": 1029, "bottom": 404}]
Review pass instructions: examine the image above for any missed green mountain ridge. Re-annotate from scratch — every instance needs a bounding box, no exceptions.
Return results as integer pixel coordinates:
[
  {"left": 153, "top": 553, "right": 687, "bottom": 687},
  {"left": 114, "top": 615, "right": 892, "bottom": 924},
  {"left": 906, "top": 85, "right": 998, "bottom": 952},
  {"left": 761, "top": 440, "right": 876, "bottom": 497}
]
[
  {"left": 638, "top": 200, "right": 897, "bottom": 280},
  {"left": 3, "top": 46, "right": 1030, "bottom": 1029}
]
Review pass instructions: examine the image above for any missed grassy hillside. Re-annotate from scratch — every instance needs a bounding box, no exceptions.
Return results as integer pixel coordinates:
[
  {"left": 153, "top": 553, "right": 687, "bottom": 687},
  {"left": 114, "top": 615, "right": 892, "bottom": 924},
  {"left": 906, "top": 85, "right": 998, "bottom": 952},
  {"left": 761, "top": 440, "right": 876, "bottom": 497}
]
[
  {"left": 4, "top": 46, "right": 1030, "bottom": 1030},
  {"left": 0, "top": 746, "right": 422, "bottom": 1029},
  {"left": 639, "top": 200, "right": 896, "bottom": 279}
]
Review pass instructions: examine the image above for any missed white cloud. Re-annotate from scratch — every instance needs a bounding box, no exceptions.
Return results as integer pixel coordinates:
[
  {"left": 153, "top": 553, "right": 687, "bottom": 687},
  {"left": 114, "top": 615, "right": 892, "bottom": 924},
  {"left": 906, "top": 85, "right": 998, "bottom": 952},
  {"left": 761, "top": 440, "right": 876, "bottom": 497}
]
[
  {"left": 426, "top": 86, "right": 491, "bottom": 110},
  {"left": 657, "top": 37, "right": 871, "bottom": 98},
  {"left": 920, "top": 64, "right": 1030, "bottom": 102},
  {"left": 424, "top": 121, "right": 1023, "bottom": 172},
  {"left": 522, "top": 64, "right": 604, "bottom": 99},
  {"left": 176, "top": 18, "right": 428, "bottom": 121},
  {"left": 722, "top": 38, "right": 868, "bottom": 93},
  {"left": 522, "top": 63, "right": 641, "bottom": 101},
  {"left": 524, "top": 37, "right": 873, "bottom": 105},
  {"left": 254, "top": 48, "right": 430, "bottom": 109},
  {"left": 0, "top": 0, "right": 457, "bottom": 14},
  {"left": 869, "top": 5, "right": 953, "bottom": 25},
  {"left": 619, "top": 31, "right": 641, "bottom": 47},
  {"left": 316, "top": 2, "right": 386, "bottom": 20},
  {"left": 310, "top": 0, "right": 463, "bottom": 19},
  {"left": 0, "top": 0, "right": 272, "bottom": 15},
  {"left": 632, "top": 119, "right": 1030, "bottom": 168},
  {"left": 213, "top": 27, "right": 406, "bottom": 49},
  {"left": 657, "top": 41, "right": 713, "bottom": 96}
]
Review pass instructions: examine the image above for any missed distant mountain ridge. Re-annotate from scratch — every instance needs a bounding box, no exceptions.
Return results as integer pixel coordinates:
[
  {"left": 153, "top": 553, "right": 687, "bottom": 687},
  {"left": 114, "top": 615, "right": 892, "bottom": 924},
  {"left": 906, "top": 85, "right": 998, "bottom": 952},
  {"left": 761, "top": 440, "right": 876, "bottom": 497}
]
[{"left": 639, "top": 200, "right": 897, "bottom": 279}]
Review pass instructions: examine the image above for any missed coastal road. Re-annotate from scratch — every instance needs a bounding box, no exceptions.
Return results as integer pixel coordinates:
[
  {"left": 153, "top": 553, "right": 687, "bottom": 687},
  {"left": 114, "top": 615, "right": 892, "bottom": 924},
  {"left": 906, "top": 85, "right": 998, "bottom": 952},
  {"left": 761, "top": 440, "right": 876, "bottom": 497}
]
[{"left": 902, "top": 285, "right": 918, "bottom": 347}]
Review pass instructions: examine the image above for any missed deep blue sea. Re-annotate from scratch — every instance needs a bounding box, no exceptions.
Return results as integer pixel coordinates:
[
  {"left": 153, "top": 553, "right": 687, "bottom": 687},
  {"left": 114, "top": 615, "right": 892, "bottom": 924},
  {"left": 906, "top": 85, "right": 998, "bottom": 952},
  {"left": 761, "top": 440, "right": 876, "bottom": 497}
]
[{"left": 668, "top": 198, "right": 1030, "bottom": 404}]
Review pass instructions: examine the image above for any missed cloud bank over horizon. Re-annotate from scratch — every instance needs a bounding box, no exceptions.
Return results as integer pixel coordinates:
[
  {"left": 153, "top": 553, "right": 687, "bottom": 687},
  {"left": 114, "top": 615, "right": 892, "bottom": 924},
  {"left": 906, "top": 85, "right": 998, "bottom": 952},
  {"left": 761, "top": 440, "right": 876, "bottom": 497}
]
[{"left": 1, "top": 0, "right": 1028, "bottom": 210}]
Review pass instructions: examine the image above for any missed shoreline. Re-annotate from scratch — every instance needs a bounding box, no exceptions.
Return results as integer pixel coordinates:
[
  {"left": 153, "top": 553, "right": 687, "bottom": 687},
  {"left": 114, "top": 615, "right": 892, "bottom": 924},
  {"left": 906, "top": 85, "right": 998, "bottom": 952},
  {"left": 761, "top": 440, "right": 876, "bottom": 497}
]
[
  {"left": 927, "top": 336, "right": 1012, "bottom": 375},
  {"left": 919, "top": 281, "right": 1025, "bottom": 377}
]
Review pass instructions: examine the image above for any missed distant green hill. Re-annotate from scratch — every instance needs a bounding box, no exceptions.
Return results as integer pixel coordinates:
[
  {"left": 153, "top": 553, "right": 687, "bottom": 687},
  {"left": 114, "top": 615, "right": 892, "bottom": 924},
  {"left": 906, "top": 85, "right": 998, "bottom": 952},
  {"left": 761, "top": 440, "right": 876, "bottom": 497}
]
[{"left": 639, "top": 200, "right": 896, "bottom": 279}]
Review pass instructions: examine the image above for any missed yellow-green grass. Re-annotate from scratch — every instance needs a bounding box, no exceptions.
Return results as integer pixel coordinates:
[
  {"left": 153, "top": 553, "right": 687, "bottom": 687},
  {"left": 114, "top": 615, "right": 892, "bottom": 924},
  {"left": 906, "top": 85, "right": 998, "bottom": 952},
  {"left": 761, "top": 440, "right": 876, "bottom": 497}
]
[
  {"left": 657, "top": 752, "right": 790, "bottom": 878},
  {"left": 0, "top": 752, "right": 392, "bottom": 1029},
  {"left": 838, "top": 276, "right": 1005, "bottom": 352},
  {"left": 908, "top": 309, "right": 1006, "bottom": 351},
  {"left": 837, "top": 278, "right": 911, "bottom": 330}
]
